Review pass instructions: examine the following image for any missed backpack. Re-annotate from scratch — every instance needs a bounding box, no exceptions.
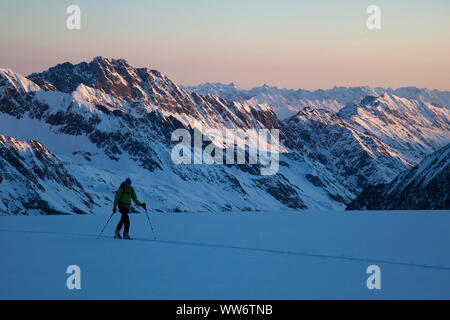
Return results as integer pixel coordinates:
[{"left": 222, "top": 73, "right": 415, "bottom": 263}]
[{"left": 116, "top": 182, "right": 131, "bottom": 204}]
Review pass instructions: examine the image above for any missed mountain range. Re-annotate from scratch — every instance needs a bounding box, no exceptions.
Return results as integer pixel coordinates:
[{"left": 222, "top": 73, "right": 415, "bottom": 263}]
[
  {"left": 184, "top": 82, "right": 450, "bottom": 120},
  {"left": 0, "top": 56, "right": 449, "bottom": 215}
]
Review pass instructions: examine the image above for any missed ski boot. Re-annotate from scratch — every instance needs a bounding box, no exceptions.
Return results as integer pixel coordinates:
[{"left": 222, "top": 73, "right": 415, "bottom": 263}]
[
  {"left": 114, "top": 229, "right": 122, "bottom": 239},
  {"left": 123, "top": 232, "right": 132, "bottom": 240}
]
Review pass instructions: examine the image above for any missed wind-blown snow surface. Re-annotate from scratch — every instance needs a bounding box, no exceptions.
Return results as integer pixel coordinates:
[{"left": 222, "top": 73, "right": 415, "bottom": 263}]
[{"left": 1, "top": 210, "right": 450, "bottom": 299}]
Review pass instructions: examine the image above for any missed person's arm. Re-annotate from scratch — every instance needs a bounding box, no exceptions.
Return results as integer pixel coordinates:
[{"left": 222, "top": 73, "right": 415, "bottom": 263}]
[
  {"left": 131, "top": 188, "right": 142, "bottom": 206},
  {"left": 113, "top": 188, "right": 123, "bottom": 209}
]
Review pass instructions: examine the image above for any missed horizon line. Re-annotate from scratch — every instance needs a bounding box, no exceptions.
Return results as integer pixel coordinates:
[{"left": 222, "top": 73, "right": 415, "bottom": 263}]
[{"left": 4, "top": 55, "right": 450, "bottom": 94}]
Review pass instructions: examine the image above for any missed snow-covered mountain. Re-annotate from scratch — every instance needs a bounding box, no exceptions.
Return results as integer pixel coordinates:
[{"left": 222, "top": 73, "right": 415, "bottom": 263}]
[
  {"left": 183, "top": 84, "right": 450, "bottom": 190},
  {"left": 284, "top": 107, "right": 410, "bottom": 194},
  {"left": 185, "top": 82, "right": 450, "bottom": 196},
  {"left": 27, "top": 58, "right": 283, "bottom": 137},
  {"left": 337, "top": 94, "right": 450, "bottom": 164},
  {"left": 0, "top": 134, "right": 93, "bottom": 215},
  {"left": 281, "top": 95, "right": 449, "bottom": 195},
  {"left": 184, "top": 83, "right": 450, "bottom": 120},
  {"left": 0, "top": 59, "right": 345, "bottom": 215},
  {"left": 1, "top": 57, "right": 449, "bottom": 215},
  {"left": 347, "top": 143, "right": 450, "bottom": 210}
]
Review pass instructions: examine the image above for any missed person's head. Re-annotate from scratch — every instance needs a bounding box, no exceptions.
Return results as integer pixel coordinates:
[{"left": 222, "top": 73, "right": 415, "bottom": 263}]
[{"left": 125, "top": 178, "right": 132, "bottom": 186}]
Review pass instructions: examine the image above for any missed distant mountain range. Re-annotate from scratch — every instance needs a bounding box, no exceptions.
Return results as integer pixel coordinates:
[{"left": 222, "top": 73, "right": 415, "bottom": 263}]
[
  {"left": 0, "top": 57, "right": 449, "bottom": 215},
  {"left": 184, "top": 82, "right": 450, "bottom": 120}
]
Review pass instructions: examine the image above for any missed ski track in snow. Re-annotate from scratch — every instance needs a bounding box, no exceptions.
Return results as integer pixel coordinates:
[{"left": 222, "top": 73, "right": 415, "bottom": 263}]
[
  {"left": 1, "top": 210, "right": 450, "bottom": 299},
  {"left": 1, "top": 228, "right": 449, "bottom": 272}
]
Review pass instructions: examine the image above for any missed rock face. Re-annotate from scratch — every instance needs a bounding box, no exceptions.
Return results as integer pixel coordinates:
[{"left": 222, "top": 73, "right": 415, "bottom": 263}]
[
  {"left": 28, "top": 57, "right": 284, "bottom": 133},
  {"left": 284, "top": 107, "right": 410, "bottom": 194},
  {"left": 337, "top": 94, "right": 450, "bottom": 164},
  {"left": 0, "top": 57, "right": 449, "bottom": 215},
  {"left": 347, "top": 144, "right": 450, "bottom": 210}
]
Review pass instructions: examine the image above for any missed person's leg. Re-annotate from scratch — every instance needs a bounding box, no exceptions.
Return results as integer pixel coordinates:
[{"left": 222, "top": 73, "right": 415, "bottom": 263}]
[
  {"left": 115, "top": 212, "right": 125, "bottom": 238},
  {"left": 124, "top": 214, "right": 130, "bottom": 233},
  {"left": 116, "top": 214, "right": 125, "bottom": 231},
  {"left": 119, "top": 207, "right": 130, "bottom": 234}
]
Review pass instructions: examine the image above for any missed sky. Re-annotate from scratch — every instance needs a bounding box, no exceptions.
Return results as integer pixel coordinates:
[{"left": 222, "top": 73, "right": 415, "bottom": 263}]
[{"left": 1, "top": 0, "right": 450, "bottom": 90}]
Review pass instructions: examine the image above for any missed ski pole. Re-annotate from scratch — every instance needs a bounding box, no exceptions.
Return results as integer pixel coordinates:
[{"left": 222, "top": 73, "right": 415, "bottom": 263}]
[
  {"left": 143, "top": 203, "right": 157, "bottom": 240},
  {"left": 96, "top": 212, "right": 114, "bottom": 240}
]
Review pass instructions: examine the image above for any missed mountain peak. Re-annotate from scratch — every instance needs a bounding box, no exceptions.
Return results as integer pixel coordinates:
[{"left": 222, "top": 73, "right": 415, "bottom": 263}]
[
  {"left": 27, "top": 56, "right": 155, "bottom": 100},
  {"left": 0, "top": 67, "right": 42, "bottom": 93},
  {"left": 92, "top": 56, "right": 132, "bottom": 68},
  {"left": 92, "top": 55, "right": 109, "bottom": 63}
]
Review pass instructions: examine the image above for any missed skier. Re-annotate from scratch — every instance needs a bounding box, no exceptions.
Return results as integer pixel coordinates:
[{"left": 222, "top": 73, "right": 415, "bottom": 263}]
[{"left": 113, "top": 178, "right": 146, "bottom": 240}]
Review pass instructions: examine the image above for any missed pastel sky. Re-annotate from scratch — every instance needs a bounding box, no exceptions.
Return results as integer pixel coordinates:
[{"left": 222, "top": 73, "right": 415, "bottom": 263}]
[{"left": 1, "top": 0, "right": 449, "bottom": 90}]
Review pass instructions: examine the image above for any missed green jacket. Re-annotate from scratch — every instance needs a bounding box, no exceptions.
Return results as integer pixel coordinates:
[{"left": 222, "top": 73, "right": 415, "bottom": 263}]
[{"left": 114, "top": 185, "right": 142, "bottom": 209}]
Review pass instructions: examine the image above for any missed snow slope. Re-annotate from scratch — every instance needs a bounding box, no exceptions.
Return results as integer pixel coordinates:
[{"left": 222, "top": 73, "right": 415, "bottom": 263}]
[
  {"left": 285, "top": 107, "right": 410, "bottom": 193},
  {"left": 348, "top": 143, "right": 450, "bottom": 210},
  {"left": 338, "top": 94, "right": 450, "bottom": 164},
  {"left": 1, "top": 209, "right": 450, "bottom": 299},
  {"left": 0, "top": 134, "right": 94, "bottom": 215}
]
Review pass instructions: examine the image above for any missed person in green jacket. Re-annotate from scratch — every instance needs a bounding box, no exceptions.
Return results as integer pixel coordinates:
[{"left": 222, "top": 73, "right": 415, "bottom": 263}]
[{"left": 113, "top": 178, "right": 146, "bottom": 239}]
